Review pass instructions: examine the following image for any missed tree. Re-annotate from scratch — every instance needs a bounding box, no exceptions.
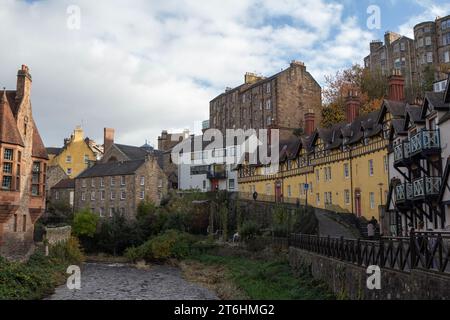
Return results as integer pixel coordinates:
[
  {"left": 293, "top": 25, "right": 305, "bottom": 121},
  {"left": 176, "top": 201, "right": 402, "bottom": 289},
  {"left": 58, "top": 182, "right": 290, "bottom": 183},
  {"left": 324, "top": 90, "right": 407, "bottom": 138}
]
[
  {"left": 421, "top": 65, "right": 436, "bottom": 94},
  {"left": 321, "top": 64, "right": 388, "bottom": 127},
  {"left": 72, "top": 209, "right": 99, "bottom": 238}
]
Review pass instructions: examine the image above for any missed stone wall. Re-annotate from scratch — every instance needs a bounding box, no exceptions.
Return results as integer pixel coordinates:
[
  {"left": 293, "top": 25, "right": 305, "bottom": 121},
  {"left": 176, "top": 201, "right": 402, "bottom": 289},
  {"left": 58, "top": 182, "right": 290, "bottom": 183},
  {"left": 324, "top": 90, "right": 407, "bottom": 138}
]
[
  {"left": 289, "top": 247, "right": 450, "bottom": 300},
  {"left": 45, "top": 226, "right": 72, "bottom": 245}
]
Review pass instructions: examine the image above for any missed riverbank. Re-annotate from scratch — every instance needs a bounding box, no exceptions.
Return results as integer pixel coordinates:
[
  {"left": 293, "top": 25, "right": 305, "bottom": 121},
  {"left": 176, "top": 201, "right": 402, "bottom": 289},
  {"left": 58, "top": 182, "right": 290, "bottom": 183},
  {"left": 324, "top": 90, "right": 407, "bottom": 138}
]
[
  {"left": 0, "top": 238, "right": 84, "bottom": 300},
  {"left": 179, "top": 246, "right": 335, "bottom": 300}
]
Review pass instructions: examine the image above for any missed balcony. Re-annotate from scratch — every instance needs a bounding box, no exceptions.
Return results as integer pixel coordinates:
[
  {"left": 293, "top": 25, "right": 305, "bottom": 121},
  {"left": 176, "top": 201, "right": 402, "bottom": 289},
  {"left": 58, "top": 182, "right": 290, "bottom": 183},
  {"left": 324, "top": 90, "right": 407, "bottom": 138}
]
[
  {"left": 207, "top": 164, "right": 228, "bottom": 180},
  {"left": 409, "top": 130, "right": 441, "bottom": 157},
  {"left": 395, "top": 182, "right": 413, "bottom": 204},
  {"left": 412, "top": 177, "right": 441, "bottom": 200},
  {"left": 394, "top": 141, "right": 411, "bottom": 165}
]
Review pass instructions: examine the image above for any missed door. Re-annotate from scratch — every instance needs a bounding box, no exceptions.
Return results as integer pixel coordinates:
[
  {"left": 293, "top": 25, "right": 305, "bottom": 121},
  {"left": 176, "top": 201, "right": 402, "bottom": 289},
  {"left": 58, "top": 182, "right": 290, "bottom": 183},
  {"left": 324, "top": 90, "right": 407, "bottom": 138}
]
[{"left": 275, "top": 180, "right": 282, "bottom": 203}]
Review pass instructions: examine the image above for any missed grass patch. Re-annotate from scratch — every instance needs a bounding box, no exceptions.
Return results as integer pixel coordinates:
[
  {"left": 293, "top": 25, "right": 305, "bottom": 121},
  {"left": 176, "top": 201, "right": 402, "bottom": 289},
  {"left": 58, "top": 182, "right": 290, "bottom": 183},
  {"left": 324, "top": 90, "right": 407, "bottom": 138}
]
[{"left": 187, "top": 254, "right": 335, "bottom": 300}]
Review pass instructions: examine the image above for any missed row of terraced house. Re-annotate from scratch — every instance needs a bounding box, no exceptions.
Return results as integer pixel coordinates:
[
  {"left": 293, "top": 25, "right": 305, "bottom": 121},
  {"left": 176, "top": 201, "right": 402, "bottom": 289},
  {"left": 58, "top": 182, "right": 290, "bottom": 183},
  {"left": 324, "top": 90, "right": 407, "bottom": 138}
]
[{"left": 237, "top": 71, "right": 450, "bottom": 235}]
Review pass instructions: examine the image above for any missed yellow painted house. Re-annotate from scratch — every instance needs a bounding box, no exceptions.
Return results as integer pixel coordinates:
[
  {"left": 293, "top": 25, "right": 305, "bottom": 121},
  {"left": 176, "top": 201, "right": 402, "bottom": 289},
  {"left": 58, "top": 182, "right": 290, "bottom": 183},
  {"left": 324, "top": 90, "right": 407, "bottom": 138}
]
[
  {"left": 47, "top": 126, "right": 103, "bottom": 178},
  {"left": 238, "top": 96, "right": 391, "bottom": 221}
]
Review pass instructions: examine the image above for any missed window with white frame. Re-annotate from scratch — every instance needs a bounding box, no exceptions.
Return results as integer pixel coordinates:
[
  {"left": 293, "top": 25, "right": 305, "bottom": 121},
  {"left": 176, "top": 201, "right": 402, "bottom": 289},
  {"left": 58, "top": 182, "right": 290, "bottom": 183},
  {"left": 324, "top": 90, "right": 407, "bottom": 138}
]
[
  {"left": 55, "top": 191, "right": 59, "bottom": 200},
  {"left": 316, "top": 193, "right": 320, "bottom": 205},
  {"left": 344, "top": 163, "right": 350, "bottom": 178},
  {"left": 369, "top": 160, "right": 374, "bottom": 176},
  {"left": 370, "top": 192, "right": 375, "bottom": 209},
  {"left": 100, "top": 190, "right": 105, "bottom": 201},
  {"left": 91, "top": 178, "right": 95, "bottom": 187},
  {"left": 266, "top": 100, "right": 272, "bottom": 110},
  {"left": 111, "top": 191, "right": 116, "bottom": 200},
  {"left": 90, "top": 191, "right": 95, "bottom": 201},
  {"left": 140, "top": 190, "right": 145, "bottom": 200},
  {"left": 111, "top": 176, "right": 116, "bottom": 186},
  {"left": 425, "top": 36, "right": 432, "bottom": 46},
  {"left": 140, "top": 176, "right": 145, "bottom": 186},
  {"left": 427, "top": 52, "right": 433, "bottom": 63},
  {"left": 344, "top": 190, "right": 350, "bottom": 205},
  {"left": 120, "top": 191, "right": 126, "bottom": 200},
  {"left": 100, "top": 177, "right": 104, "bottom": 187},
  {"left": 99, "top": 207, "right": 105, "bottom": 218},
  {"left": 287, "top": 185, "right": 292, "bottom": 198},
  {"left": 121, "top": 176, "right": 126, "bottom": 186},
  {"left": 109, "top": 208, "right": 114, "bottom": 217},
  {"left": 445, "top": 51, "right": 450, "bottom": 63},
  {"left": 81, "top": 192, "right": 86, "bottom": 201}
]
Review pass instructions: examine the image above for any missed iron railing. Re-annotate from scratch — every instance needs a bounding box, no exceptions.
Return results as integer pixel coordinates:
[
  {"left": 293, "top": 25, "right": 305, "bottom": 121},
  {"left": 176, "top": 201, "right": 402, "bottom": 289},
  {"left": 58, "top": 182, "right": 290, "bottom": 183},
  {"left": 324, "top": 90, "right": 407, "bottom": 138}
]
[
  {"left": 289, "top": 232, "right": 450, "bottom": 274},
  {"left": 409, "top": 129, "right": 441, "bottom": 156}
]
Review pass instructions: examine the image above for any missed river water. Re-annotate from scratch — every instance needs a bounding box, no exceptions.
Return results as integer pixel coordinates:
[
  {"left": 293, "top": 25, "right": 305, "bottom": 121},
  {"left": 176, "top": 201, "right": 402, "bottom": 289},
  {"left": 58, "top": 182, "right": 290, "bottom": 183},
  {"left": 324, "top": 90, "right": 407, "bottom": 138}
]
[{"left": 47, "top": 263, "right": 218, "bottom": 300}]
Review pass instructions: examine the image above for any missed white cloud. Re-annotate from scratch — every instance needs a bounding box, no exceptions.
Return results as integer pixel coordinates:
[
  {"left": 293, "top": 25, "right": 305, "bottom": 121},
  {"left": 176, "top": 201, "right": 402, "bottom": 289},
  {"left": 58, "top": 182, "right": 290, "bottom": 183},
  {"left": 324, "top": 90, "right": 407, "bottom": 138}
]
[{"left": 0, "top": 0, "right": 375, "bottom": 147}]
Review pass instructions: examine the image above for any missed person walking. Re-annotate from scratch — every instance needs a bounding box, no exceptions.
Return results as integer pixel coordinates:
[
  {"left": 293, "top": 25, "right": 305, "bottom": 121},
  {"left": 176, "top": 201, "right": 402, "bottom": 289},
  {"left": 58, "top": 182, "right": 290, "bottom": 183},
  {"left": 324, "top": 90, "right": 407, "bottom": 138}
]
[{"left": 367, "top": 222, "right": 375, "bottom": 240}]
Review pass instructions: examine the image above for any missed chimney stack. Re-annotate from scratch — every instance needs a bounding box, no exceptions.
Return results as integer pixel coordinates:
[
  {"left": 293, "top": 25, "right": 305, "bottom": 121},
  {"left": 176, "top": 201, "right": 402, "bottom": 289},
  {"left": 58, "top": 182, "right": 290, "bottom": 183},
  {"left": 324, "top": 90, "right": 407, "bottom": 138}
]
[
  {"left": 104, "top": 128, "right": 115, "bottom": 153},
  {"left": 345, "top": 90, "right": 361, "bottom": 123},
  {"left": 304, "top": 111, "right": 316, "bottom": 136},
  {"left": 388, "top": 69, "right": 405, "bottom": 102},
  {"left": 16, "top": 65, "right": 32, "bottom": 103}
]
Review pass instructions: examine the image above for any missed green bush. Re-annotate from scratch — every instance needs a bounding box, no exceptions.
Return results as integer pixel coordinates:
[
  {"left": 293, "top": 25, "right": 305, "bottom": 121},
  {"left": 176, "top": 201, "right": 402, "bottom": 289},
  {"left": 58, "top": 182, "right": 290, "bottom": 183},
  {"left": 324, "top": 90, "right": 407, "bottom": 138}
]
[
  {"left": 0, "top": 238, "right": 85, "bottom": 300},
  {"left": 72, "top": 208, "right": 99, "bottom": 238},
  {"left": 124, "top": 230, "right": 198, "bottom": 263},
  {"left": 240, "top": 221, "right": 261, "bottom": 241}
]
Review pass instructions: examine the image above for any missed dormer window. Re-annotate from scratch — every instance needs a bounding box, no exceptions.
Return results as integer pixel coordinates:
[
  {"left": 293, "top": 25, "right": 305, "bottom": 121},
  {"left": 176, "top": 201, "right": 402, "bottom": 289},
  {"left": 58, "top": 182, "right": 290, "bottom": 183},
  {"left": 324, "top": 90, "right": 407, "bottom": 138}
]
[{"left": 24, "top": 116, "right": 28, "bottom": 136}]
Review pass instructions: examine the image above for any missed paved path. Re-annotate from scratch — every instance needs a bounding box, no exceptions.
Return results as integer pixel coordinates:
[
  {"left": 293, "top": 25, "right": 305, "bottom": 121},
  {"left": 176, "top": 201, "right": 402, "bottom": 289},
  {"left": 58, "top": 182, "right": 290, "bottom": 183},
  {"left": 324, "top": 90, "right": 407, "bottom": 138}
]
[
  {"left": 47, "top": 263, "right": 218, "bottom": 300},
  {"left": 315, "top": 210, "right": 358, "bottom": 239}
]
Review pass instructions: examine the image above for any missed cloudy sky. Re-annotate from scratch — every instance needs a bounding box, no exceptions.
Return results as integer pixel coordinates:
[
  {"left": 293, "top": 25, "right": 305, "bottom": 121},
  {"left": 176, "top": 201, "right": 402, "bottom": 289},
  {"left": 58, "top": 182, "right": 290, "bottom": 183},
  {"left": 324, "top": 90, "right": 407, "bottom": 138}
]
[{"left": 1, "top": 0, "right": 449, "bottom": 148}]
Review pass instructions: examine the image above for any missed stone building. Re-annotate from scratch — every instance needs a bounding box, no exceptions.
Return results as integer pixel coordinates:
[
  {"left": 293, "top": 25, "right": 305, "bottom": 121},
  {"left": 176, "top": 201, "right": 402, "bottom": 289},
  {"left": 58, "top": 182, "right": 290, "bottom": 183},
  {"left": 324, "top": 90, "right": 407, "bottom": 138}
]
[
  {"left": 49, "top": 178, "right": 75, "bottom": 211},
  {"left": 73, "top": 128, "right": 168, "bottom": 220},
  {"left": 364, "top": 32, "right": 418, "bottom": 96},
  {"left": 0, "top": 65, "right": 48, "bottom": 259},
  {"left": 157, "top": 129, "right": 191, "bottom": 190},
  {"left": 209, "top": 61, "right": 322, "bottom": 140},
  {"left": 414, "top": 15, "right": 450, "bottom": 83}
]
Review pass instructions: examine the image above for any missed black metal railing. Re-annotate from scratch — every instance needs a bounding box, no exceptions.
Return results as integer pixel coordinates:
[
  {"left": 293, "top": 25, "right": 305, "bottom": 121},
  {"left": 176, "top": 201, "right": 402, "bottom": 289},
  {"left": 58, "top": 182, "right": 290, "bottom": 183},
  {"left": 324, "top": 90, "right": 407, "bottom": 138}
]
[{"left": 289, "top": 231, "right": 450, "bottom": 274}]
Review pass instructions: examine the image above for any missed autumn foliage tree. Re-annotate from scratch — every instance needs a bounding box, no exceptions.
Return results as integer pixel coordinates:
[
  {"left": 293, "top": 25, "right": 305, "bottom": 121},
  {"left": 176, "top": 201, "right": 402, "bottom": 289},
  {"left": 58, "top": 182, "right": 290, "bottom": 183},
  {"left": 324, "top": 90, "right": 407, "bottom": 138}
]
[{"left": 321, "top": 64, "right": 388, "bottom": 127}]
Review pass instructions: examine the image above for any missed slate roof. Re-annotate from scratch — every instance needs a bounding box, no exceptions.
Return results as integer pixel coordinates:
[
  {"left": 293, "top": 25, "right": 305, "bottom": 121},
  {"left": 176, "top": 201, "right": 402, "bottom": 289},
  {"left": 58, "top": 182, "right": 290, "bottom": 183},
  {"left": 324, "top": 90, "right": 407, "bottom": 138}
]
[
  {"left": 425, "top": 91, "right": 449, "bottom": 111},
  {"left": 77, "top": 159, "right": 145, "bottom": 178},
  {"left": 46, "top": 147, "right": 63, "bottom": 156},
  {"left": 52, "top": 178, "right": 75, "bottom": 190},
  {"left": 115, "top": 144, "right": 152, "bottom": 160}
]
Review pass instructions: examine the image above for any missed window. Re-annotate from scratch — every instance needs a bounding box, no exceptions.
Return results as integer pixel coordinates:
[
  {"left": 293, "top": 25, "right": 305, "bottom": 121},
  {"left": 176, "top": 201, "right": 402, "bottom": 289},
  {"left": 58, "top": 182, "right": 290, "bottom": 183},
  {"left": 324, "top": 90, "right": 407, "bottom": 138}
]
[
  {"left": 111, "top": 176, "right": 116, "bottom": 186},
  {"left": 120, "top": 176, "right": 126, "bottom": 186},
  {"left": 100, "top": 190, "right": 105, "bottom": 200},
  {"left": 344, "top": 163, "right": 350, "bottom": 178},
  {"left": 31, "top": 162, "right": 41, "bottom": 196},
  {"left": 81, "top": 192, "right": 86, "bottom": 201},
  {"left": 266, "top": 83, "right": 271, "bottom": 94},
  {"left": 140, "top": 176, "right": 145, "bottom": 186},
  {"left": 400, "top": 42, "right": 406, "bottom": 51},
  {"left": 99, "top": 207, "right": 105, "bottom": 218},
  {"left": 91, "top": 178, "right": 95, "bottom": 187},
  {"left": 120, "top": 191, "right": 126, "bottom": 200},
  {"left": 344, "top": 190, "right": 350, "bottom": 205},
  {"left": 203, "top": 180, "right": 206, "bottom": 190},
  {"left": 22, "top": 215, "right": 27, "bottom": 232},
  {"left": 266, "top": 100, "right": 272, "bottom": 110},
  {"left": 111, "top": 191, "right": 116, "bottom": 200},
  {"left": 266, "top": 117, "right": 272, "bottom": 126},
  {"left": 370, "top": 192, "right": 375, "bottom": 209},
  {"left": 393, "top": 43, "right": 399, "bottom": 53},
  {"left": 158, "top": 179, "right": 163, "bottom": 188},
  {"left": 445, "top": 51, "right": 450, "bottom": 63},
  {"left": 384, "top": 156, "right": 388, "bottom": 173},
  {"left": 109, "top": 208, "right": 115, "bottom": 217},
  {"left": 13, "top": 214, "right": 17, "bottom": 232},
  {"left": 369, "top": 160, "right": 374, "bottom": 176},
  {"left": 316, "top": 193, "right": 320, "bottom": 205},
  {"left": 82, "top": 179, "right": 87, "bottom": 188},
  {"left": 316, "top": 169, "right": 320, "bottom": 182},
  {"left": 443, "top": 33, "right": 450, "bottom": 46},
  {"left": 418, "top": 38, "right": 424, "bottom": 48},
  {"left": 427, "top": 52, "right": 433, "bottom": 63},
  {"left": 229, "top": 179, "right": 235, "bottom": 190},
  {"left": 66, "top": 155, "right": 72, "bottom": 163},
  {"left": 4, "top": 149, "right": 13, "bottom": 160},
  {"left": 90, "top": 191, "right": 95, "bottom": 201},
  {"left": 425, "top": 36, "right": 432, "bottom": 46},
  {"left": 394, "top": 58, "right": 401, "bottom": 69},
  {"left": 67, "top": 168, "right": 72, "bottom": 175},
  {"left": 287, "top": 185, "right": 292, "bottom": 198},
  {"left": 3, "top": 162, "right": 12, "bottom": 174},
  {"left": 265, "top": 183, "right": 271, "bottom": 195},
  {"left": 100, "top": 177, "right": 104, "bottom": 187},
  {"left": 55, "top": 191, "right": 60, "bottom": 200},
  {"left": 2, "top": 176, "right": 12, "bottom": 190},
  {"left": 139, "top": 190, "right": 145, "bottom": 200}
]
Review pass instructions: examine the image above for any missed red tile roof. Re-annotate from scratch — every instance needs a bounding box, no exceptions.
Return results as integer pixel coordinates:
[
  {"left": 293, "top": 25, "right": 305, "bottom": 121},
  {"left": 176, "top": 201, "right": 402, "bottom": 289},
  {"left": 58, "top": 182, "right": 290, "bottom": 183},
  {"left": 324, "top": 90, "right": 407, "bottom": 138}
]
[{"left": 0, "top": 90, "right": 24, "bottom": 147}]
